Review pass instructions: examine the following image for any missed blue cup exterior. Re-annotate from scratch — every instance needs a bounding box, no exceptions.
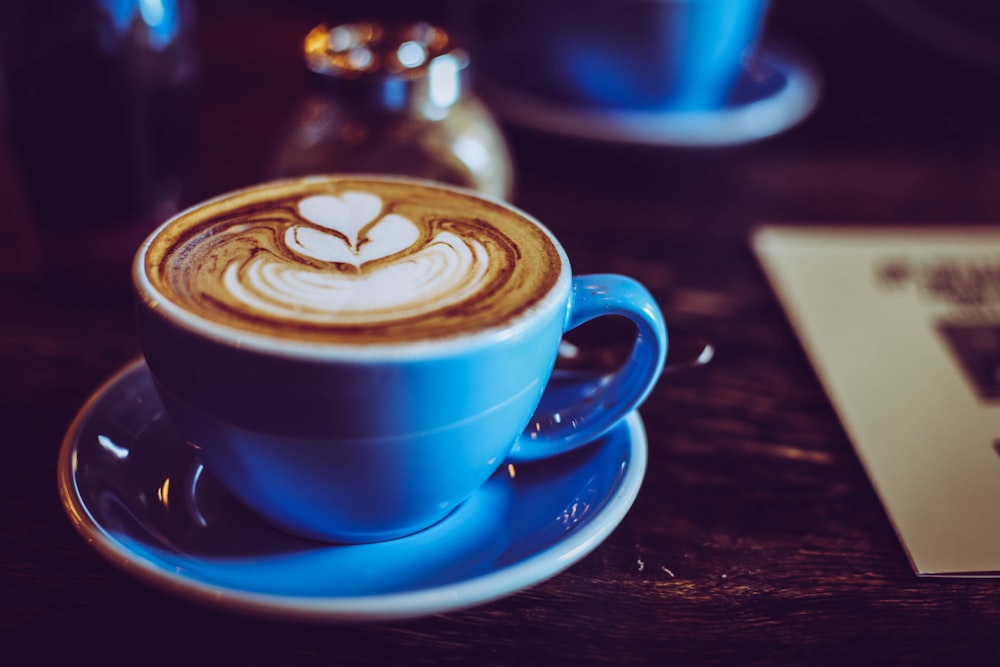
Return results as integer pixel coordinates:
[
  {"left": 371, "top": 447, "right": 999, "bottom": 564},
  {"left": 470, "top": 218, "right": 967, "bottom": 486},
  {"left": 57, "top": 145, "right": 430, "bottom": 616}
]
[
  {"left": 133, "top": 180, "right": 667, "bottom": 543},
  {"left": 137, "top": 291, "right": 568, "bottom": 542},
  {"left": 469, "top": 0, "right": 770, "bottom": 111}
]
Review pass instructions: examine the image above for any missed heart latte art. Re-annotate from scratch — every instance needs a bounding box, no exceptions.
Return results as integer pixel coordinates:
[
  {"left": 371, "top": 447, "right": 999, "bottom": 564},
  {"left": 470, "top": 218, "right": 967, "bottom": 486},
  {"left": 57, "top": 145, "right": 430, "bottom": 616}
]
[{"left": 142, "top": 178, "right": 562, "bottom": 344}]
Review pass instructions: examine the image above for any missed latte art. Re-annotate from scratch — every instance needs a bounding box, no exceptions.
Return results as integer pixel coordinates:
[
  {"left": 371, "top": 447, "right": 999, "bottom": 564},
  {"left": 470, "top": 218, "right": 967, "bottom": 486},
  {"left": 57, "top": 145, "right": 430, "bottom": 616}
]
[
  {"left": 224, "top": 195, "right": 491, "bottom": 325},
  {"left": 141, "top": 177, "right": 563, "bottom": 344}
]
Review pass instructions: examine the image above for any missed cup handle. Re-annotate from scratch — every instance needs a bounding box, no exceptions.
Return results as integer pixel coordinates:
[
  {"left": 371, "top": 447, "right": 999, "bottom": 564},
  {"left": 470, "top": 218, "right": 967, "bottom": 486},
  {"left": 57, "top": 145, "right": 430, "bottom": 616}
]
[{"left": 507, "top": 274, "right": 667, "bottom": 462}]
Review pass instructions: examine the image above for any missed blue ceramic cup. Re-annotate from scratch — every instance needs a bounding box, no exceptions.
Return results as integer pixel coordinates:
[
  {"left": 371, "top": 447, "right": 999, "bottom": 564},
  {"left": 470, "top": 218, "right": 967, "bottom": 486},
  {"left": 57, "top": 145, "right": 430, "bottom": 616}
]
[
  {"left": 132, "top": 176, "right": 666, "bottom": 543},
  {"left": 466, "top": 0, "right": 771, "bottom": 111}
]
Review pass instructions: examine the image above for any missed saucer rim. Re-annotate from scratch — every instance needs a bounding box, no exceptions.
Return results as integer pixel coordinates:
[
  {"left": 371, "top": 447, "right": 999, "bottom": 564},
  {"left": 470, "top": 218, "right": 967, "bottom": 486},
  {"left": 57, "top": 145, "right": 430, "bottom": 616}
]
[
  {"left": 57, "top": 357, "right": 648, "bottom": 622},
  {"left": 477, "top": 46, "right": 822, "bottom": 148}
]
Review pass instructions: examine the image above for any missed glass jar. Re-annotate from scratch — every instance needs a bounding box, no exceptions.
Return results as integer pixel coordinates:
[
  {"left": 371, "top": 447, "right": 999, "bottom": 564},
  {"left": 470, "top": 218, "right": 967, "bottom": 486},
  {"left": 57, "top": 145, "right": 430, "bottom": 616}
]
[{"left": 271, "top": 21, "right": 513, "bottom": 200}]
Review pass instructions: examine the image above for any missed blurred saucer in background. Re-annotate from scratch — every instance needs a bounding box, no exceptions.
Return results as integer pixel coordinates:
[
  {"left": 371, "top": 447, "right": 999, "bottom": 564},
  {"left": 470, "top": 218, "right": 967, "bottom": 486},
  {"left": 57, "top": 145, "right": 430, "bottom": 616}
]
[{"left": 476, "top": 46, "right": 821, "bottom": 148}]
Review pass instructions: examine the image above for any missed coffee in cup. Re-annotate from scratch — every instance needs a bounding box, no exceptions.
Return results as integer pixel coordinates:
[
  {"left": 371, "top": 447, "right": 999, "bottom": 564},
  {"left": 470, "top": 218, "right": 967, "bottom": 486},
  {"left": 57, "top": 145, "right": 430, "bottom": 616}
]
[
  {"left": 134, "top": 175, "right": 666, "bottom": 542},
  {"left": 142, "top": 178, "right": 559, "bottom": 345}
]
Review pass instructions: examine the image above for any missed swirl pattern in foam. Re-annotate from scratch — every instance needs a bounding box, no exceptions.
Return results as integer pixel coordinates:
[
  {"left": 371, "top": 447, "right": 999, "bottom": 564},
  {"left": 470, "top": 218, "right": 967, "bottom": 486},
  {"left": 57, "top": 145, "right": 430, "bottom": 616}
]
[{"left": 141, "top": 177, "right": 563, "bottom": 344}]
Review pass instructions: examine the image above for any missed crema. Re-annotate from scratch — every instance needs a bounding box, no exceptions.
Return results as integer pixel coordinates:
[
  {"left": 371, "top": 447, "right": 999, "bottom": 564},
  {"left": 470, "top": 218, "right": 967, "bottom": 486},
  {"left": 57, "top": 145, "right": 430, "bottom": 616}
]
[{"left": 141, "top": 177, "right": 562, "bottom": 344}]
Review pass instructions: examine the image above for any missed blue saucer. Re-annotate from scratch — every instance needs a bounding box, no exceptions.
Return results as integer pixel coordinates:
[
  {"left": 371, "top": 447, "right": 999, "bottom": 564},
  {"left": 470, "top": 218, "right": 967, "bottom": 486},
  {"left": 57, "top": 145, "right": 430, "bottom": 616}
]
[
  {"left": 479, "top": 47, "right": 821, "bottom": 148},
  {"left": 58, "top": 358, "right": 648, "bottom": 621}
]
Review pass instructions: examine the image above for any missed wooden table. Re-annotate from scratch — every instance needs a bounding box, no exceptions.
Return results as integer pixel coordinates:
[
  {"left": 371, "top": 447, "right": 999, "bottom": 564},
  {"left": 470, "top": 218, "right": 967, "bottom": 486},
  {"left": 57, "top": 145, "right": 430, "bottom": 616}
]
[{"left": 4, "top": 1, "right": 1000, "bottom": 664}]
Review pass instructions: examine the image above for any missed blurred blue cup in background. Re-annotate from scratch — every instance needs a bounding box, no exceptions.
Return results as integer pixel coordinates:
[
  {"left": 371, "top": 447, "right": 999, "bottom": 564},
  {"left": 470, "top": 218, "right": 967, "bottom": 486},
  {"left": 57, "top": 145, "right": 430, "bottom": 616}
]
[{"left": 463, "top": 0, "right": 771, "bottom": 112}]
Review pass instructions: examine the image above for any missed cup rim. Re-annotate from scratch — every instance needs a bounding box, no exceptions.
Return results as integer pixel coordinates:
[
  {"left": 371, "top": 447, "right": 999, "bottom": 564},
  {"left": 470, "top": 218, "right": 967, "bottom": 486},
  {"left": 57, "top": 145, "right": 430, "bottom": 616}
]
[{"left": 132, "top": 174, "right": 572, "bottom": 361}]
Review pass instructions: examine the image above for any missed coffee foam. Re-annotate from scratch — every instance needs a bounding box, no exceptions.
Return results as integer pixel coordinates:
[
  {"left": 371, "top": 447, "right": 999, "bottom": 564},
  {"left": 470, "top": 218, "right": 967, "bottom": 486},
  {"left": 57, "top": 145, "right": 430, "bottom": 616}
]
[{"left": 141, "top": 177, "right": 563, "bottom": 345}]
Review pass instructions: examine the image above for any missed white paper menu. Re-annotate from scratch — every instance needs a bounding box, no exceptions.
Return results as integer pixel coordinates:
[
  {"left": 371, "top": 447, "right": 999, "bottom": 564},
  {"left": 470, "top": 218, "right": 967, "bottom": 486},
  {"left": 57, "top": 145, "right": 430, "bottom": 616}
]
[{"left": 752, "top": 225, "right": 1000, "bottom": 577}]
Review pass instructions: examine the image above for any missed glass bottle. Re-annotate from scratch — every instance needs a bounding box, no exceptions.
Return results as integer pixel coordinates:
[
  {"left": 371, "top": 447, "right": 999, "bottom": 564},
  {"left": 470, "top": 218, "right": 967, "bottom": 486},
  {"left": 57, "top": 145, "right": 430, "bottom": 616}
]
[{"left": 271, "top": 21, "right": 513, "bottom": 200}]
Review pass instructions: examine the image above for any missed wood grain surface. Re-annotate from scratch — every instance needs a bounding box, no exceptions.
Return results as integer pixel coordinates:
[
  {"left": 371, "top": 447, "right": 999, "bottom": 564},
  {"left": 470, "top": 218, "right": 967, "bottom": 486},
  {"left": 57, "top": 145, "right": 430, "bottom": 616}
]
[{"left": 3, "top": 1, "right": 1000, "bottom": 664}]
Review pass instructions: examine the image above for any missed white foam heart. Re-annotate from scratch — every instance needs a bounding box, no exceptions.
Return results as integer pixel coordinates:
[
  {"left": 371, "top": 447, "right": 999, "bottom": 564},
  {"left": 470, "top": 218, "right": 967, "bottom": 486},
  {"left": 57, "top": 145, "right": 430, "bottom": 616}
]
[
  {"left": 297, "top": 192, "right": 381, "bottom": 245},
  {"left": 290, "top": 193, "right": 420, "bottom": 267},
  {"left": 357, "top": 213, "right": 420, "bottom": 264}
]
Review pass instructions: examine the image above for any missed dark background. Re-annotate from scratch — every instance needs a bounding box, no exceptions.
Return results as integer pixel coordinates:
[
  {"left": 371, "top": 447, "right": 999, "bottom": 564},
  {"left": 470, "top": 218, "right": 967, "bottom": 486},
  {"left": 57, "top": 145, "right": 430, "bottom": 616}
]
[{"left": 3, "top": 1, "right": 1000, "bottom": 665}]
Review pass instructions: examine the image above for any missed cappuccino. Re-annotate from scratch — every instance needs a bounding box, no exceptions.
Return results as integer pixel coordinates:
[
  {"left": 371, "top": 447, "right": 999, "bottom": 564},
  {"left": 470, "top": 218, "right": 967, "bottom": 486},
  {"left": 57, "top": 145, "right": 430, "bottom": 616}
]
[
  {"left": 141, "top": 176, "right": 562, "bottom": 345},
  {"left": 132, "top": 174, "right": 666, "bottom": 542}
]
